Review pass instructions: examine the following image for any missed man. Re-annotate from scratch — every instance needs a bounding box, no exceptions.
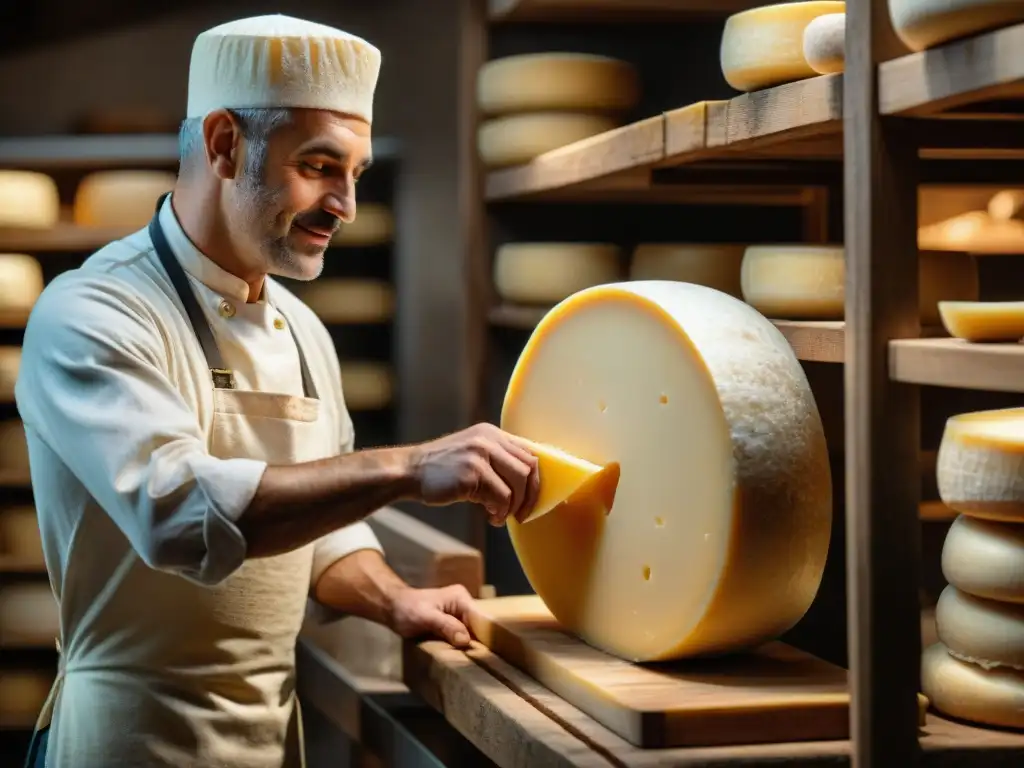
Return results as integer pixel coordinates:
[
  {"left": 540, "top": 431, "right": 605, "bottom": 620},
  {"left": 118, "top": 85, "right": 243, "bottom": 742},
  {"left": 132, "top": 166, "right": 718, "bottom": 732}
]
[{"left": 15, "top": 14, "right": 539, "bottom": 768}]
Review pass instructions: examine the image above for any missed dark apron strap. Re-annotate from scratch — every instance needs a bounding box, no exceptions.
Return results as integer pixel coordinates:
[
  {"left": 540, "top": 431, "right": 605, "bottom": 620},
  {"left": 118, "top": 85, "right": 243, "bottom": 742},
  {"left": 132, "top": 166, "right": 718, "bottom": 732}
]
[
  {"left": 149, "top": 194, "right": 318, "bottom": 399},
  {"left": 22, "top": 724, "right": 48, "bottom": 768}
]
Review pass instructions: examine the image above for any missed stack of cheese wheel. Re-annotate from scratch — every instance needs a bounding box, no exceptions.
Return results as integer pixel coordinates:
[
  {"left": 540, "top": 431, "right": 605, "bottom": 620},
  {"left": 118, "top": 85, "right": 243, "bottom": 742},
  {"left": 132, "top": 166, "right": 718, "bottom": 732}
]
[
  {"left": 0, "top": 420, "right": 29, "bottom": 481},
  {"left": 0, "top": 581, "right": 59, "bottom": 647},
  {"left": 0, "top": 346, "right": 20, "bottom": 400},
  {"left": 629, "top": 244, "right": 746, "bottom": 298},
  {"left": 297, "top": 279, "right": 395, "bottom": 324},
  {"left": 0, "top": 254, "right": 44, "bottom": 316},
  {"left": 73, "top": 170, "right": 177, "bottom": 230},
  {"left": 494, "top": 243, "right": 622, "bottom": 306},
  {"left": 740, "top": 244, "right": 979, "bottom": 324},
  {"left": 889, "top": 0, "right": 1024, "bottom": 52},
  {"left": 331, "top": 203, "right": 394, "bottom": 247},
  {"left": 924, "top": 407, "right": 1024, "bottom": 728},
  {"left": 0, "top": 171, "right": 60, "bottom": 229},
  {"left": 721, "top": 2, "right": 846, "bottom": 92},
  {"left": 0, "top": 506, "right": 43, "bottom": 565},
  {"left": 476, "top": 53, "right": 640, "bottom": 168},
  {"left": 501, "top": 281, "right": 832, "bottom": 662},
  {"left": 340, "top": 361, "right": 395, "bottom": 411}
]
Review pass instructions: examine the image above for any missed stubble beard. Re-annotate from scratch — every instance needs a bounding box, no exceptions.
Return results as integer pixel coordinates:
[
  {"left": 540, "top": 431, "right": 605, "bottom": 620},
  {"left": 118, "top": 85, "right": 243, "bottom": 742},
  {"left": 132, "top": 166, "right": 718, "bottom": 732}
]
[{"left": 236, "top": 176, "right": 326, "bottom": 282}]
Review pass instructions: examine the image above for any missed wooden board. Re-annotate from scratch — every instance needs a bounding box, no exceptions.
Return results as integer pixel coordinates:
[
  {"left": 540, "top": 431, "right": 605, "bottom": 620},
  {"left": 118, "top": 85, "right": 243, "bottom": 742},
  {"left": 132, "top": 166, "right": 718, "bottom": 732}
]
[{"left": 464, "top": 595, "right": 851, "bottom": 749}]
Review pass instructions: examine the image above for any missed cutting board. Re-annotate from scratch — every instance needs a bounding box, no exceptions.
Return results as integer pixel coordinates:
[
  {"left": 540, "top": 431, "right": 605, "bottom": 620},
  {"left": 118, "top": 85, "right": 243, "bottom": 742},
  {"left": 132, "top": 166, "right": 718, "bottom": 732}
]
[{"left": 465, "top": 594, "right": 852, "bottom": 749}]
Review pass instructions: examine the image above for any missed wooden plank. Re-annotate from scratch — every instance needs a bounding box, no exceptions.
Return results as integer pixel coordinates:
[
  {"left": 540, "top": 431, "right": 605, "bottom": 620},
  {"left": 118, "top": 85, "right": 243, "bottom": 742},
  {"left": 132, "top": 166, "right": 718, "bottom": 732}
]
[
  {"left": 890, "top": 338, "right": 1024, "bottom": 392},
  {"left": 487, "top": 0, "right": 760, "bottom": 23},
  {"left": 662, "top": 100, "right": 718, "bottom": 161},
  {"left": 774, "top": 321, "right": 845, "bottom": 363}
]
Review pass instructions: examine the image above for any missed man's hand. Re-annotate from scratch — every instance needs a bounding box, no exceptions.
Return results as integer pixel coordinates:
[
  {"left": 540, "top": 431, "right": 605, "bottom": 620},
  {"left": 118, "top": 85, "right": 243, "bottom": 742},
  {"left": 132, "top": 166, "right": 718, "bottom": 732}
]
[
  {"left": 387, "top": 584, "right": 476, "bottom": 649},
  {"left": 406, "top": 423, "right": 540, "bottom": 526}
]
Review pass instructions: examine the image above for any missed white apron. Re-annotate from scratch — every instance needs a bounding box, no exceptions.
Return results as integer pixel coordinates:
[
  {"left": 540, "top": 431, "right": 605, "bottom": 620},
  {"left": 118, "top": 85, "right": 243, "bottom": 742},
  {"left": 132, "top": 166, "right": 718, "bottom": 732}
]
[{"left": 27, "top": 199, "right": 330, "bottom": 767}]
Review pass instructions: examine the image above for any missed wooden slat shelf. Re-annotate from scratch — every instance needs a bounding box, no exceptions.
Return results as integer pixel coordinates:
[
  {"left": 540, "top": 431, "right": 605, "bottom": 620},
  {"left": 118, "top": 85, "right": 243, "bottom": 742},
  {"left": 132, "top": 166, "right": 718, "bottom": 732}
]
[
  {"left": 891, "top": 337, "right": 1024, "bottom": 392},
  {"left": 487, "top": 0, "right": 761, "bottom": 23}
]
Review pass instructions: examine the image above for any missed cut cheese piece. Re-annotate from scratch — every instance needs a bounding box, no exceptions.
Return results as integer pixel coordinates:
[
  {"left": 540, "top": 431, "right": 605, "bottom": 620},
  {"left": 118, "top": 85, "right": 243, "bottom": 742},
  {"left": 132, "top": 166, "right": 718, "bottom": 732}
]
[
  {"left": 0, "top": 669, "right": 54, "bottom": 726},
  {"left": 922, "top": 642, "right": 1024, "bottom": 729},
  {"left": 935, "top": 585, "right": 1024, "bottom": 670},
  {"left": 297, "top": 279, "right": 394, "bottom": 324},
  {"left": 943, "top": 515, "right": 1024, "bottom": 603},
  {"left": 0, "top": 171, "right": 60, "bottom": 229},
  {"left": 501, "top": 281, "right": 832, "bottom": 662},
  {"left": 889, "top": 0, "right": 1024, "bottom": 52},
  {"left": 478, "top": 113, "right": 620, "bottom": 168},
  {"left": 73, "top": 170, "right": 177, "bottom": 229},
  {"left": 721, "top": 1, "right": 846, "bottom": 92},
  {"left": 477, "top": 53, "right": 640, "bottom": 116},
  {"left": 0, "top": 254, "right": 44, "bottom": 311},
  {"left": 937, "top": 408, "right": 1024, "bottom": 521},
  {"left": 0, "top": 506, "right": 43, "bottom": 562},
  {"left": 0, "top": 346, "right": 20, "bottom": 400},
  {"left": 494, "top": 243, "right": 621, "bottom": 305},
  {"left": 939, "top": 301, "right": 1024, "bottom": 342},
  {"left": 340, "top": 361, "right": 395, "bottom": 411},
  {"left": 740, "top": 245, "right": 978, "bottom": 322},
  {"left": 331, "top": 203, "right": 394, "bottom": 247},
  {"left": 515, "top": 437, "right": 616, "bottom": 524},
  {"left": 0, "top": 419, "right": 29, "bottom": 479},
  {"left": 0, "top": 582, "right": 59, "bottom": 646},
  {"left": 803, "top": 13, "right": 846, "bottom": 74},
  {"left": 628, "top": 244, "right": 745, "bottom": 298}
]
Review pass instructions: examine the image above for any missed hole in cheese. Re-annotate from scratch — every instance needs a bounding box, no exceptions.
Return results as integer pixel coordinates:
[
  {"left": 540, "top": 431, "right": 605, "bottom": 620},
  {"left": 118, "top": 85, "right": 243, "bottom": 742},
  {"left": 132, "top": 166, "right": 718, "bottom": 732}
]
[
  {"left": 654, "top": 516, "right": 665, "bottom": 527},
  {"left": 659, "top": 394, "right": 669, "bottom": 405},
  {"left": 643, "top": 565, "right": 652, "bottom": 581},
  {"left": 515, "top": 437, "right": 620, "bottom": 525}
]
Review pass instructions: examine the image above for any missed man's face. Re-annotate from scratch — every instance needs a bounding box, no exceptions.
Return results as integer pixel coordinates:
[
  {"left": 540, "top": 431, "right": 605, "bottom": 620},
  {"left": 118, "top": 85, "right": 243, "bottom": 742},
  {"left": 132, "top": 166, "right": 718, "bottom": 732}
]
[{"left": 233, "top": 109, "right": 373, "bottom": 281}]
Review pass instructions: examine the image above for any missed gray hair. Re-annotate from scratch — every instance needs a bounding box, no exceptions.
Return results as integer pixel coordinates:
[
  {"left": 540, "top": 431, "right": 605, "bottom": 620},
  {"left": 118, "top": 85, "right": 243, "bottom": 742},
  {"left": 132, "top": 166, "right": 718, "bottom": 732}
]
[{"left": 178, "top": 108, "right": 293, "bottom": 177}]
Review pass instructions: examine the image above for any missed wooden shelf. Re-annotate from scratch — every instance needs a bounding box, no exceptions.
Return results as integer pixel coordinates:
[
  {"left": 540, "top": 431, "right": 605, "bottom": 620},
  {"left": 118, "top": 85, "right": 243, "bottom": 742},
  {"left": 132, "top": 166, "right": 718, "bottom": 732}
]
[
  {"left": 891, "top": 337, "right": 1024, "bottom": 392},
  {"left": 0, "top": 221, "right": 134, "bottom": 252},
  {"left": 487, "top": 0, "right": 761, "bottom": 23}
]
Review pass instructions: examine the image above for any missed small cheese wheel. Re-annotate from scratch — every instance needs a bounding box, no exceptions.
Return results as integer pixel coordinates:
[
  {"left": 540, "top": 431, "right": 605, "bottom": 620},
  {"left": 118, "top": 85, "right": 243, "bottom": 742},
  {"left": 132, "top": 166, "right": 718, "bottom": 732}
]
[
  {"left": 0, "top": 171, "right": 60, "bottom": 229},
  {"left": 340, "top": 361, "right": 395, "bottom": 411},
  {"left": 501, "top": 281, "right": 832, "bottom": 662},
  {"left": 922, "top": 642, "right": 1024, "bottom": 729},
  {"left": 935, "top": 585, "right": 1024, "bottom": 670},
  {"left": 937, "top": 408, "right": 1024, "bottom": 522},
  {"left": 516, "top": 437, "right": 612, "bottom": 524},
  {"left": 0, "top": 582, "right": 59, "bottom": 646},
  {"left": 0, "top": 419, "right": 29, "bottom": 478},
  {"left": 939, "top": 301, "right": 1024, "bottom": 342},
  {"left": 298, "top": 279, "right": 394, "bottom": 324},
  {"left": 477, "top": 53, "right": 640, "bottom": 116},
  {"left": 889, "top": 0, "right": 1024, "bottom": 52},
  {"left": 0, "top": 254, "right": 44, "bottom": 311},
  {"left": 803, "top": 13, "right": 846, "bottom": 74},
  {"left": 494, "top": 243, "right": 622, "bottom": 305},
  {"left": 0, "top": 346, "right": 20, "bottom": 400},
  {"left": 943, "top": 515, "right": 1024, "bottom": 603},
  {"left": 0, "top": 669, "right": 54, "bottom": 725},
  {"left": 0, "top": 506, "right": 43, "bottom": 562},
  {"left": 628, "top": 244, "right": 745, "bottom": 298},
  {"left": 721, "top": 1, "right": 846, "bottom": 92},
  {"left": 73, "top": 170, "right": 177, "bottom": 230},
  {"left": 478, "top": 113, "right": 620, "bottom": 168},
  {"left": 332, "top": 203, "right": 394, "bottom": 247}
]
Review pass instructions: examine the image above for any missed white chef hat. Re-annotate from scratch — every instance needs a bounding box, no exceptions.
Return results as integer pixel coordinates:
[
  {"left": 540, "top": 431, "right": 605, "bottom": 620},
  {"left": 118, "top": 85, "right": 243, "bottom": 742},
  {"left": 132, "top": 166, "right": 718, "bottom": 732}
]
[{"left": 186, "top": 14, "right": 381, "bottom": 124}]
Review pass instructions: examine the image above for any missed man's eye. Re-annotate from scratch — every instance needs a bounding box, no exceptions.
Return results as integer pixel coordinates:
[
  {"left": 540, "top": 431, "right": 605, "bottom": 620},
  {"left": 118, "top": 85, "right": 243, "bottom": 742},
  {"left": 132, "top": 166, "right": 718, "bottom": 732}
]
[{"left": 302, "top": 161, "right": 325, "bottom": 173}]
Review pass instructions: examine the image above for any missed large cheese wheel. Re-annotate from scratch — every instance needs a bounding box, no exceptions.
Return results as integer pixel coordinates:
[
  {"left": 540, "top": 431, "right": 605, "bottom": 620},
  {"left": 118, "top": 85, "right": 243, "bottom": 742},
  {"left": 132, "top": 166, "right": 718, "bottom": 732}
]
[
  {"left": 740, "top": 246, "right": 978, "bottom": 322},
  {"left": 921, "top": 642, "right": 1024, "bottom": 729},
  {"left": 889, "top": 0, "right": 1024, "bottom": 52},
  {"left": 939, "top": 301, "right": 1024, "bottom": 342},
  {"left": 721, "top": 2, "right": 846, "bottom": 92},
  {"left": 340, "top": 361, "right": 395, "bottom": 411},
  {"left": 0, "top": 346, "right": 20, "bottom": 400},
  {"left": 477, "top": 53, "right": 640, "bottom": 116},
  {"left": 500, "top": 281, "right": 832, "bottom": 662},
  {"left": 73, "top": 170, "right": 177, "bottom": 230},
  {"left": 937, "top": 408, "right": 1024, "bottom": 522},
  {"left": 802, "top": 13, "right": 846, "bottom": 74},
  {"left": 494, "top": 243, "right": 621, "bottom": 305},
  {"left": 628, "top": 244, "right": 745, "bottom": 298},
  {"left": 0, "top": 254, "right": 44, "bottom": 311},
  {"left": 0, "top": 669, "right": 54, "bottom": 726},
  {"left": 935, "top": 585, "right": 1024, "bottom": 670},
  {"left": 298, "top": 279, "right": 394, "bottom": 324},
  {"left": 0, "top": 582, "right": 59, "bottom": 646},
  {"left": 332, "top": 203, "right": 394, "bottom": 247},
  {"left": 478, "top": 113, "right": 620, "bottom": 168},
  {"left": 943, "top": 515, "right": 1024, "bottom": 603},
  {"left": 0, "top": 171, "right": 60, "bottom": 229},
  {"left": 0, "top": 420, "right": 29, "bottom": 479},
  {"left": 0, "top": 506, "right": 43, "bottom": 562}
]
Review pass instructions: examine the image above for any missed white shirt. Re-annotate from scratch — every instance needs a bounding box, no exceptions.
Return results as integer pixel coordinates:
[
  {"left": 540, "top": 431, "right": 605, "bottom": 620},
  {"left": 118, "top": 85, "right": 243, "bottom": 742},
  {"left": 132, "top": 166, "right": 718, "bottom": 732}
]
[{"left": 15, "top": 197, "right": 383, "bottom": 603}]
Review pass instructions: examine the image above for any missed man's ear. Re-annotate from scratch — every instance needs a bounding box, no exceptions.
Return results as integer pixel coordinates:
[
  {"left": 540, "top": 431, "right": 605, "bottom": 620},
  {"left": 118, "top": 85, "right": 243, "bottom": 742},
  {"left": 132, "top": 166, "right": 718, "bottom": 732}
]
[{"left": 202, "top": 110, "right": 242, "bottom": 180}]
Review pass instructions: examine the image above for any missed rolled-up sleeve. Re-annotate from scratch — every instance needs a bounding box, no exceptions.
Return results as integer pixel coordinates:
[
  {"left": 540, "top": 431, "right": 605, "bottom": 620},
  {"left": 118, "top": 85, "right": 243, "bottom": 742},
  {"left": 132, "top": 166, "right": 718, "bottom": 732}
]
[{"left": 15, "top": 275, "right": 264, "bottom": 586}]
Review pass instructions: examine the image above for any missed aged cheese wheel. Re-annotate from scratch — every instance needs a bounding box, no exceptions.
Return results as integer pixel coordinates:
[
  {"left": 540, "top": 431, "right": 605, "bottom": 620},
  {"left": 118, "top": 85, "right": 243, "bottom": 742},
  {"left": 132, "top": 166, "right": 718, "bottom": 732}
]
[
  {"left": 936, "top": 585, "right": 1024, "bottom": 670},
  {"left": 0, "top": 171, "right": 60, "bottom": 229},
  {"left": 721, "top": 1, "right": 846, "bottom": 92},
  {"left": 937, "top": 408, "right": 1024, "bottom": 522},
  {"left": 0, "top": 254, "right": 44, "bottom": 311},
  {"left": 0, "top": 669, "right": 54, "bottom": 725},
  {"left": 478, "top": 113, "right": 620, "bottom": 168},
  {"left": 943, "top": 515, "right": 1024, "bottom": 604},
  {"left": 494, "top": 243, "right": 621, "bottom": 306},
  {"left": 628, "top": 244, "right": 745, "bottom": 298},
  {"left": 0, "top": 506, "right": 43, "bottom": 562},
  {"left": 939, "top": 301, "right": 1024, "bottom": 342},
  {"left": 73, "top": 170, "right": 177, "bottom": 230},
  {"left": 803, "top": 13, "right": 846, "bottom": 74},
  {"left": 332, "top": 203, "right": 394, "bottom": 247},
  {"left": 501, "top": 281, "right": 832, "bottom": 661},
  {"left": 298, "top": 279, "right": 394, "bottom": 324},
  {"left": 0, "top": 346, "right": 20, "bottom": 400},
  {"left": 0, "top": 582, "right": 59, "bottom": 646},
  {"left": 477, "top": 53, "right": 640, "bottom": 116},
  {"left": 889, "top": 0, "right": 1024, "bottom": 52},
  {"left": 921, "top": 642, "right": 1024, "bottom": 729},
  {"left": 340, "top": 361, "right": 395, "bottom": 411},
  {"left": 0, "top": 420, "right": 29, "bottom": 479}
]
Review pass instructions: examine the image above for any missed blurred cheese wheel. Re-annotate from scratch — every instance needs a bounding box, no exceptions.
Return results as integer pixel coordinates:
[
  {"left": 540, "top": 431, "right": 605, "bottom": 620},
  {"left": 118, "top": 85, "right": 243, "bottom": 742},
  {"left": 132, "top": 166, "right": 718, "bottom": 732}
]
[
  {"left": 494, "top": 243, "right": 622, "bottom": 305},
  {"left": 0, "top": 255, "right": 44, "bottom": 312},
  {"left": 0, "top": 582, "right": 59, "bottom": 646},
  {"left": 0, "top": 506, "right": 42, "bottom": 563},
  {"left": 889, "top": 0, "right": 1024, "bottom": 52},
  {"left": 803, "top": 13, "right": 846, "bottom": 74},
  {"left": 332, "top": 203, "right": 394, "bottom": 247},
  {"left": 0, "top": 420, "right": 29, "bottom": 478},
  {"left": 299, "top": 279, "right": 395, "bottom": 323},
  {"left": 0, "top": 346, "right": 20, "bottom": 399},
  {"left": 73, "top": 170, "right": 177, "bottom": 229},
  {"left": 0, "top": 171, "right": 60, "bottom": 229},
  {"left": 478, "top": 113, "right": 620, "bottom": 168},
  {"left": 341, "top": 362, "right": 395, "bottom": 411},
  {"left": 0, "top": 669, "right": 54, "bottom": 726},
  {"left": 629, "top": 244, "right": 746, "bottom": 298}
]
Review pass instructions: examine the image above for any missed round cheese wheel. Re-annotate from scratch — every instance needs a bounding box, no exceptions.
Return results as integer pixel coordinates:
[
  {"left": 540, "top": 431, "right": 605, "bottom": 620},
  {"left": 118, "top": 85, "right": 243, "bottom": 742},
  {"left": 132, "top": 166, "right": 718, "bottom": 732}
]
[
  {"left": 918, "top": 210, "right": 1024, "bottom": 254},
  {"left": 477, "top": 53, "right": 640, "bottom": 116},
  {"left": 0, "top": 506, "right": 43, "bottom": 562},
  {"left": 73, "top": 170, "right": 177, "bottom": 230},
  {"left": 0, "top": 419, "right": 29, "bottom": 478},
  {"left": 501, "top": 281, "right": 832, "bottom": 662},
  {"left": 331, "top": 203, "right": 394, "bottom": 247},
  {"left": 937, "top": 408, "right": 1024, "bottom": 522},
  {"left": 494, "top": 243, "right": 622, "bottom": 305},
  {"left": 889, "top": 0, "right": 1024, "bottom": 52},
  {"left": 721, "top": 1, "right": 846, "bottom": 92},
  {"left": 803, "top": 13, "right": 846, "bottom": 74},
  {"left": 0, "top": 669, "right": 54, "bottom": 725},
  {"left": 939, "top": 301, "right": 1024, "bottom": 342},
  {"left": 0, "top": 254, "right": 44, "bottom": 312},
  {"left": 341, "top": 361, "right": 395, "bottom": 411},
  {"left": 943, "top": 515, "right": 1024, "bottom": 603},
  {"left": 629, "top": 244, "right": 745, "bottom": 298},
  {"left": 0, "top": 171, "right": 60, "bottom": 230},
  {"left": 0, "top": 346, "right": 20, "bottom": 400},
  {"left": 478, "top": 113, "right": 620, "bottom": 168},
  {"left": 935, "top": 585, "right": 1024, "bottom": 670},
  {"left": 921, "top": 642, "right": 1024, "bottom": 729},
  {"left": 298, "top": 279, "right": 395, "bottom": 324},
  {"left": 0, "top": 582, "right": 59, "bottom": 646}
]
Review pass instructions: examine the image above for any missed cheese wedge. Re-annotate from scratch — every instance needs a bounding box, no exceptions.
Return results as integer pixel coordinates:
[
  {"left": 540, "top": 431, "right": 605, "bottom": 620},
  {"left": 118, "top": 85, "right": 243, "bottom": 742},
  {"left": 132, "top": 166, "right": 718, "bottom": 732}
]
[
  {"left": 516, "top": 437, "right": 616, "bottom": 524},
  {"left": 939, "top": 301, "right": 1024, "bottom": 342}
]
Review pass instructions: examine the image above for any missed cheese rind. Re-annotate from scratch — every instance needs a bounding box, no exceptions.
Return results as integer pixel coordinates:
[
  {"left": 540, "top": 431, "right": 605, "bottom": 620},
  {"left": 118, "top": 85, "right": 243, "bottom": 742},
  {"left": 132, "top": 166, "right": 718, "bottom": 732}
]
[
  {"left": 888, "top": 0, "right": 1024, "bottom": 52},
  {"left": 0, "top": 254, "right": 44, "bottom": 311},
  {"left": 331, "top": 203, "right": 394, "bottom": 247},
  {"left": 943, "top": 515, "right": 1024, "bottom": 603},
  {"left": 939, "top": 301, "right": 1024, "bottom": 342},
  {"left": 936, "top": 585, "right": 1024, "bottom": 670},
  {"left": 516, "top": 437, "right": 612, "bottom": 524},
  {"left": 628, "top": 244, "right": 745, "bottom": 298},
  {"left": 921, "top": 642, "right": 1024, "bottom": 729},
  {"left": 803, "top": 13, "right": 846, "bottom": 74},
  {"left": 494, "top": 243, "right": 622, "bottom": 305},
  {"left": 0, "top": 171, "right": 60, "bottom": 229},
  {"left": 478, "top": 113, "right": 620, "bottom": 168},
  {"left": 73, "top": 171, "right": 177, "bottom": 229},
  {"left": 721, "top": 1, "right": 846, "bottom": 92},
  {"left": 501, "top": 281, "right": 832, "bottom": 662},
  {"left": 340, "top": 361, "right": 395, "bottom": 411},
  {"left": 297, "top": 279, "right": 394, "bottom": 324}
]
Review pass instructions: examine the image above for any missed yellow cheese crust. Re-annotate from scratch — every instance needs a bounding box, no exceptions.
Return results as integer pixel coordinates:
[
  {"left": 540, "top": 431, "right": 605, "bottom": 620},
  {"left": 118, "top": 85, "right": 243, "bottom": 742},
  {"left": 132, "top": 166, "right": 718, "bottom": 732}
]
[{"left": 494, "top": 243, "right": 622, "bottom": 305}]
